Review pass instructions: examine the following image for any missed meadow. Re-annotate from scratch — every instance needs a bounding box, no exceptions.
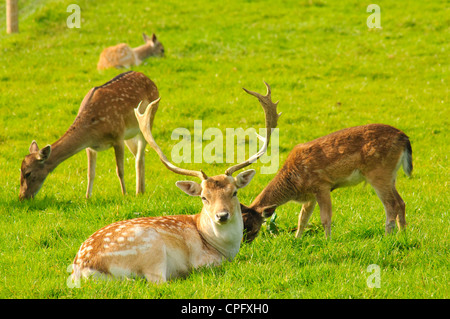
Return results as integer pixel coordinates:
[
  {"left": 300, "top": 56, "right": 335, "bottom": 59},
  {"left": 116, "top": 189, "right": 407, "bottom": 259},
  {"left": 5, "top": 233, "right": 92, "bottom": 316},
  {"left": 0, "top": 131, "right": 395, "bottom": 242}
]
[{"left": 0, "top": 0, "right": 448, "bottom": 299}]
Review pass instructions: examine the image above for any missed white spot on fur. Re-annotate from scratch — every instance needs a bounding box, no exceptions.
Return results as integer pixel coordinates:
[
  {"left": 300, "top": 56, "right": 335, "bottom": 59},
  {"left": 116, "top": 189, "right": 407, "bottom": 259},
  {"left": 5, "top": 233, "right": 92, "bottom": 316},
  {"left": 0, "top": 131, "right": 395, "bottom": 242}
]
[
  {"left": 133, "top": 226, "right": 144, "bottom": 237},
  {"left": 106, "top": 248, "right": 137, "bottom": 257}
]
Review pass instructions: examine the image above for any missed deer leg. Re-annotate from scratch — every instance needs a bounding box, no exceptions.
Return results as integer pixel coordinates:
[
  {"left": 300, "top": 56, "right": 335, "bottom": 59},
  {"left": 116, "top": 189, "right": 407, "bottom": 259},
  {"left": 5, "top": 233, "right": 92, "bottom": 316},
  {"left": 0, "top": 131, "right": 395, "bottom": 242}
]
[
  {"left": 125, "top": 135, "right": 146, "bottom": 195},
  {"left": 377, "top": 185, "right": 406, "bottom": 234},
  {"left": 113, "top": 142, "right": 127, "bottom": 195},
  {"left": 366, "top": 171, "right": 404, "bottom": 234},
  {"left": 381, "top": 192, "right": 398, "bottom": 234},
  {"left": 125, "top": 138, "right": 138, "bottom": 155},
  {"left": 86, "top": 148, "right": 97, "bottom": 198},
  {"left": 315, "top": 190, "right": 333, "bottom": 239},
  {"left": 141, "top": 241, "right": 167, "bottom": 283},
  {"left": 295, "top": 200, "right": 317, "bottom": 238},
  {"left": 392, "top": 184, "right": 407, "bottom": 231}
]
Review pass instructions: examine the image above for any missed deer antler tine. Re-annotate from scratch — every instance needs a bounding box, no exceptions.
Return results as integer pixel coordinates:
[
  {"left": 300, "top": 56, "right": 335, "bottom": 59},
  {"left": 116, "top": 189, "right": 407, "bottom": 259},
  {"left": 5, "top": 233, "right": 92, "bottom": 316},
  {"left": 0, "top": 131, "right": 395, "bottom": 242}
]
[
  {"left": 200, "top": 169, "right": 208, "bottom": 180},
  {"left": 135, "top": 98, "right": 208, "bottom": 181},
  {"left": 225, "top": 81, "right": 280, "bottom": 176},
  {"left": 243, "top": 82, "right": 275, "bottom": 103},
  {"left": 255, "top": 132, "right": 266, "bottom": 142},
  {"left": 135, "top": 98, "right": 160, "bottom": 124},
  {"left": 135, "top": 101, "right": 143, "bottom": 116},
  {"left": 242, "top": 87, "right": 260, "bottom": 98},
  {"left": 263, "top": 81, "right": 271, "bottom": 97}
]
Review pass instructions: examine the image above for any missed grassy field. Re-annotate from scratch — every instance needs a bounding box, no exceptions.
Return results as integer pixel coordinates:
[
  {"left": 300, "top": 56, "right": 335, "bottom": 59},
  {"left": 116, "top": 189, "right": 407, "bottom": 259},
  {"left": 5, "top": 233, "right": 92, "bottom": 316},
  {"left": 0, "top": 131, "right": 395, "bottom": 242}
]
[{"left": 0, "top": 0, "right": 448, "bottom": 299}]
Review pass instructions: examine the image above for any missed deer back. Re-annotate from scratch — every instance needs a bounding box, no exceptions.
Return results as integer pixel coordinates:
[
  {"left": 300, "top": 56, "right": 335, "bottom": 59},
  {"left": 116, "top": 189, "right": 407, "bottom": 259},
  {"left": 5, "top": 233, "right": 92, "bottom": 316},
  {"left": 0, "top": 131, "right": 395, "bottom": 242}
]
[
  {"left": 97, "top": 43, "right": 136, "bottom": 70},
  {"left": 285, "top": 124, "right": 411, "bottom": 191},
  {"left": 74, "top": 71, "right": 158, "bottom": 141}
]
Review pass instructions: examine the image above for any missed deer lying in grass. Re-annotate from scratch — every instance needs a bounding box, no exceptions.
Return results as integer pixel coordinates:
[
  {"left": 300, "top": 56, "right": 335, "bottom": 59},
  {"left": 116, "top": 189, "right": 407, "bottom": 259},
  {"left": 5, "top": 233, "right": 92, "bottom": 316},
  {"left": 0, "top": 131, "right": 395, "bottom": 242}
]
[
  {"left": 241, "top": 124, "right": 413, "bottom": 242},
  {"left": 70, "top": 82, "right": 281, "bottom": 283},
  {"left": 19, "top": 71, "right": 159, "bottom": 200},
  {"left": 97, "top": 33, "right": 164, "bottom": 70}
]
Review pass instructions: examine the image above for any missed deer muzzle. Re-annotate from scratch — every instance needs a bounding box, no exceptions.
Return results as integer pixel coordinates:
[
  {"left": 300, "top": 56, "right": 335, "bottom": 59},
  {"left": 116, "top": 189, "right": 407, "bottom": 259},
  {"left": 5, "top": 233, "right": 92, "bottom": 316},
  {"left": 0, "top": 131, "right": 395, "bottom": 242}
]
[{"left": 215, "top": 211, "right": 230, "bottom": 224}]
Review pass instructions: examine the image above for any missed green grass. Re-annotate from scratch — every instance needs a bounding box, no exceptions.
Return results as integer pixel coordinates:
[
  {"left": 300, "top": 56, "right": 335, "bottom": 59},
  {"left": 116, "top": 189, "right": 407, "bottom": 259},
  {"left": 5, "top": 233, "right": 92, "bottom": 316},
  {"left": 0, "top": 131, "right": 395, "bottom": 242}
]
[{"left": 0, "top": 0, "right": 448, "bottom": 298}]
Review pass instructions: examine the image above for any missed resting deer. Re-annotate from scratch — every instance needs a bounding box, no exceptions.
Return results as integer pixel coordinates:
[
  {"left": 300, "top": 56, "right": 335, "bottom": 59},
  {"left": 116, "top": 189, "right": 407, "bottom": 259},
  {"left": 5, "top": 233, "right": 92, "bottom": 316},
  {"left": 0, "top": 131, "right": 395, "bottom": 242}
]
[
  {"left": 19, "top": 71, "right": 159, "bottom": 200},
  {"left": 70, "top": 82, "right": 281, "bottom": 283},
  {"left": 241, "top": 123, "right": 413, "bottom": 242},
  {"left": 97, "top": 33, "right": 164, "bottom": 70}
]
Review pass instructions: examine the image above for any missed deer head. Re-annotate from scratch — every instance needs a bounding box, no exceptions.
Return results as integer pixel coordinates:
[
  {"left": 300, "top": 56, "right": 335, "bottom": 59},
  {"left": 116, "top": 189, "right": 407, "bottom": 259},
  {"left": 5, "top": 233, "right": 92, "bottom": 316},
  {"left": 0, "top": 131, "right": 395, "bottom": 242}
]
[
  {"left": 134, "top": 82, "right": 280, "bottom": 248},
  {"left": 19, "top": 141, "right": 52, "bottom": 200},
  {"left": 142, "top": 33, "right": 165, "bottom": 57}
]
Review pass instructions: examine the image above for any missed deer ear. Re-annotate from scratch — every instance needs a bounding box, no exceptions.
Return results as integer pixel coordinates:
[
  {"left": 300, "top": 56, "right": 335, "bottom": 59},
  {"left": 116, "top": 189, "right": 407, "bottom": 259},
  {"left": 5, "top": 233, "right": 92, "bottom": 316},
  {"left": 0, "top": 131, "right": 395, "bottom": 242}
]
[
  {"left": 176, "top": 181, "right": 202, "bottom": 196},
  {"left": 38, "top": 145, "right": 51, "bottom": 161},
  {"left": 152, "top": 33, "right": 157, "bottom": 42},
  {"left": 261, "top": 205, "right": 277, "bottom": 218},
  {"left": 143, "top": 33, "right": 150, "bottom": 43},
  {"left": 235, "top": 169, "right": 256, "bottom": 189},
  {"left": 29, "top": 140, "right": 39, "bottom": 153}
]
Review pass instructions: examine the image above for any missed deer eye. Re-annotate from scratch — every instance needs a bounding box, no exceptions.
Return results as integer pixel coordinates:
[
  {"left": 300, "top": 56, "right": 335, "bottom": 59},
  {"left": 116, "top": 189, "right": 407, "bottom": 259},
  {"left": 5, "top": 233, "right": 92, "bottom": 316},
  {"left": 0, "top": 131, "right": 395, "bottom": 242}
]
[
  {"left": 232, "top": 191, "right": 237, "bottom": 197},
  {"left": 24, "top": 172, "right": 31, "bottom": 179},
  {"left": 201, "top": 197, "right": 209, "bottom": 204}
]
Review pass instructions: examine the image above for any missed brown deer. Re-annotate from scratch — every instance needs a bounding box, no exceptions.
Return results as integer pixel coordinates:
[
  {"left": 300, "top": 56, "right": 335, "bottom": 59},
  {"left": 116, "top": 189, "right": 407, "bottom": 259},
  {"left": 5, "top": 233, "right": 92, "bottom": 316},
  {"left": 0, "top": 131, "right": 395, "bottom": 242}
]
[
  {"left": 19, "top": 71, "right": 159, "bottom": 200},
  {"left": 97, "top": 33, "right": 164, "bottom": 70},
  {"left": 241, "top": 123, "right": 413, "bottom": 242},
  {"left": 69, "top": 82, "right": 280, "bottom": 283}
]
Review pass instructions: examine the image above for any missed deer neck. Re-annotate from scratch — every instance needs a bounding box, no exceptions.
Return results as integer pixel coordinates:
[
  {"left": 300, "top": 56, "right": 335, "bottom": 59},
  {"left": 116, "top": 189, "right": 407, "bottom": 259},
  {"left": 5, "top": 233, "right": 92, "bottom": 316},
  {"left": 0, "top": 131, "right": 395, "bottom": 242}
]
[
  {"left": 132, "top": 44, "right": 153, "bottom": 61},
  {"left": 250, "top": 167, "right": 297, "bottom": 211},
  {"left": 197, "top": 206, "right": 243, "bottom": 261},
  {"left": 45, "top": 125, "right": 90, "bottom": 172}
]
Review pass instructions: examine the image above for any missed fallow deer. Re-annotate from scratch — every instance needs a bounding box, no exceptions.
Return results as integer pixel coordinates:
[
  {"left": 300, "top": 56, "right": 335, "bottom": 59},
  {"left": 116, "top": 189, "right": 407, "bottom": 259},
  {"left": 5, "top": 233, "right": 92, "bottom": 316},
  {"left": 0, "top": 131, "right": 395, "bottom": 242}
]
[
  {"left": 70, "top": 82, "right": 281, "bottom": 283},
  {"left": 19, "top": 71, "right": 159, "bottom": 200},
  {"left": 241, "top": 123, "right": 413, "bottom": 242},
  {"left": 97, "top": 33, "right": 164, "bottom": 70}
]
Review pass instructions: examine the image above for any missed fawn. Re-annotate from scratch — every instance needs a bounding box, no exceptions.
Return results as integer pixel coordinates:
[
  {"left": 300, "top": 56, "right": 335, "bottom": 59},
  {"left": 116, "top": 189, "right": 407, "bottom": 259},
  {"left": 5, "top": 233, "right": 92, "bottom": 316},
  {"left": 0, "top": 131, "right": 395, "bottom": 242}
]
[{"left": 97, "top": 33, "right": 164, "bottom": 70}]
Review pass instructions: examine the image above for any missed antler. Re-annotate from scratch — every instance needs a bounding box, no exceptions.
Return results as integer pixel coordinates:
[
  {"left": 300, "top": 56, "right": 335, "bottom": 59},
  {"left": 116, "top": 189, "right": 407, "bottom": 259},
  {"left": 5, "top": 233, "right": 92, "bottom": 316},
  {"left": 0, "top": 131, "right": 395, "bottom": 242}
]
[
  {"left": 135, "top": 98, "right": 208, "bottom": 180},
  {"left": 225, "top": 81, "right": 281, "bottom": 176}
]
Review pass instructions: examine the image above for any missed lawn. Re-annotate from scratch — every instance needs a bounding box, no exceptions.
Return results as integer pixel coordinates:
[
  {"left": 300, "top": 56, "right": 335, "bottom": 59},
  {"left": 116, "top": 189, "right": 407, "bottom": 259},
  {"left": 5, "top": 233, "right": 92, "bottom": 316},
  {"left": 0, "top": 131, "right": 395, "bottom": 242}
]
[{"left": 0, "top": 0, "right": 448, "bottom": 299}]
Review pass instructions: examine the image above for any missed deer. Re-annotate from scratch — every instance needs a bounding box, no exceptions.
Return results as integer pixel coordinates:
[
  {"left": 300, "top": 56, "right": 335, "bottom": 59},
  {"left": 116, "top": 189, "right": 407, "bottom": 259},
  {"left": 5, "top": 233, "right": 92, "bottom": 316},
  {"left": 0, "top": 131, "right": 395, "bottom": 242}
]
[
  {"left": 241, "top": 123, "right": 413, "bottom": 243},
  {"left": 69, "top": 82, "right": 281, "bottom": 283},
  {"left": 19, "top": 71, "right": 159, "bottom": 200},
  {"left": 97, "top": 33, "right": 164, "bottom": 70}
]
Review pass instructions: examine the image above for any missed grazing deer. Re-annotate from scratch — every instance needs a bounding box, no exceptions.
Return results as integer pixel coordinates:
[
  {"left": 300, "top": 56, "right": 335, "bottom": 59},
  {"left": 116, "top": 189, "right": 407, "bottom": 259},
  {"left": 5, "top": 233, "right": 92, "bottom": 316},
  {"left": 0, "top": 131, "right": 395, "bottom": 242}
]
[
  {"left": 97, "top": 33, "right": 164, "bottom": 70},
  {"left": 70, "top": 82, "right": 281, "bottom": 283},
  {"left": 241, "top": 123, "right": 413, "bottom": 242},
  {"left": 19, "top": 71, "right": 159, "bottom": 200}
]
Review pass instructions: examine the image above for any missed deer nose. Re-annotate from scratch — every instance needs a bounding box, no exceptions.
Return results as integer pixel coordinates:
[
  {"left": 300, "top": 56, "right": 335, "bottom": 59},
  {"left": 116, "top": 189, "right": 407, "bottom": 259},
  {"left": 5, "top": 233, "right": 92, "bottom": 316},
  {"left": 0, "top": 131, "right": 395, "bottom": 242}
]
[{"left": 215, "top": 211, "right": 230, "bottom": 223}]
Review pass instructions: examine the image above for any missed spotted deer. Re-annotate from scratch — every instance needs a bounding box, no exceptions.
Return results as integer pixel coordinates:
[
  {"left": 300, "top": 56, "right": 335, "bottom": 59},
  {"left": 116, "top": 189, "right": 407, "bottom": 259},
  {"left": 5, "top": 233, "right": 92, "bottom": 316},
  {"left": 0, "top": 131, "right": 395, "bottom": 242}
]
[
  {"left": 70, "top": 82, "right": 281, "bottom": 283},
  {"left": 241, "top": 124, "right": 413, "bottom": 242},
  {"left": 97, "top": 33, "right": 164, "bottom": 70},
  {"left": 19, "top": 71, "right": 159, "bottom": 200}
]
